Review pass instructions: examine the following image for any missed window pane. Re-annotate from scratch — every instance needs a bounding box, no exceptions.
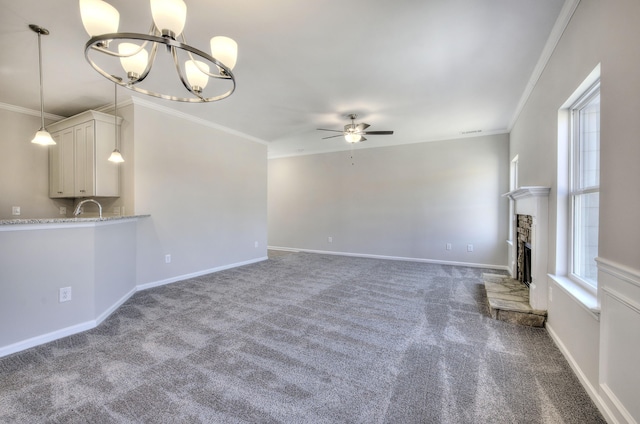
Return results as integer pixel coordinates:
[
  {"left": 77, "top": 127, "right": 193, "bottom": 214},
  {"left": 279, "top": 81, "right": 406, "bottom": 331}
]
[
  {"left": 578, "top": 94, "right": 600, "bottom": 189},
  {"left": 573, "top": 192, "right": 599, "bottom": 286}
]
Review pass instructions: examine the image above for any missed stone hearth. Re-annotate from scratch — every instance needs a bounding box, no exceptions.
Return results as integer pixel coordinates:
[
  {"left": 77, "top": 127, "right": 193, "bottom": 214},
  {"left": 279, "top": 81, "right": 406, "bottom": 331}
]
[{"left": 483, "top": 273, "right": 547, "bottom": 327}]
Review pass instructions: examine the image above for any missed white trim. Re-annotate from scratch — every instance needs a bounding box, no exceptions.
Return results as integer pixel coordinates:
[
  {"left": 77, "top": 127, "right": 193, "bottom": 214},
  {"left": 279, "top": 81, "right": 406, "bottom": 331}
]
[
  {"left": 548, "top": 274, "right": 600, "bottom": 319},
  {"left": 596, "top": 257, "right": 640, "bottom": 289},
  {"left": 268, "top": 129, "right": 509, "bottom": 159},
  {"left": 546, "top": 323, "right": 617, "bottom": 424},
  {"left": 131, "top": 97, "right": 269, "bottom": 146},
  {"left": 502, "top": 186, "right": 551, "bottom": 201},
  {"left": 136, "top": 256, "right": 269, "bottom": 291},
  {"left": 599, "top": 384, "right": 635, "bottom": 424},
  {"left": 95, "top": 287, "right": 137, "bottom": 326},
  {"left": 0, "top": 255, "right": 268, "bottom": 358},
  {"left": 267, "top": 246, "right": 508, "bottom": 271},
  {"left": 0, "top": 321, "right": 95, "bottom": 358},
  {"left": 508, "top": 0, "right": 581, "bottom": 130},
  {"left": 0, "top": 101, "right": 66, "bottom": 121}
]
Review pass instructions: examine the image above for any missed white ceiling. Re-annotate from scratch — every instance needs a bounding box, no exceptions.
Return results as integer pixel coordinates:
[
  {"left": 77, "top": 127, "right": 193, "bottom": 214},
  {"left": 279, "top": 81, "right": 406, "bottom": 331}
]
[{"left": 0, "top": 0, "right": 566, "bottom": 158}]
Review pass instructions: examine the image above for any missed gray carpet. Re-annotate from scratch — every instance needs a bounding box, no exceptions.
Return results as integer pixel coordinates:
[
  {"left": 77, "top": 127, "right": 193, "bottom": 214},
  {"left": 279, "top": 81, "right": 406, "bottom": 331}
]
[{"left": 0, "top": 251, "right": 605, "bottom": 423}]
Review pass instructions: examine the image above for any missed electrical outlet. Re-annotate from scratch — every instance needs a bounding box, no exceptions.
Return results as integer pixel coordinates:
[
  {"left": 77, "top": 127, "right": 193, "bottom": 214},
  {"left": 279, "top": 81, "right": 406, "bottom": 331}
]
[
  {"left": 12, "top": 206, "right": 20, "bottom": 216},
  {"left": 59, "top": 206, "right": 66, "bottom": 215},
  {"left": 254, "top": 241, "right": 259, "bottom": 248},
  {"left": 467, "top": 244, "right": 474, "bottom": 252},
  {"left": 59, "top": 287, "right": 72, "bottom": 303},
  {"left": 328, "top": 236, "right": 333, "bottom": 243},
  {"left": 446, "top": 243, "right": 452, "bottom": 251},
  {"left": 165, "top": 254, "right": 171, "bottom": 264}
]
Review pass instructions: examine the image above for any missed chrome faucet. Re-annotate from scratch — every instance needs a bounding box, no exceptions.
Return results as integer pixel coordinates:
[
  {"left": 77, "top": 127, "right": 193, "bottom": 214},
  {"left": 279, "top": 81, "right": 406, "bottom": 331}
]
[{"left": 73, "top": 199, "right": 103, "bottom": 219}]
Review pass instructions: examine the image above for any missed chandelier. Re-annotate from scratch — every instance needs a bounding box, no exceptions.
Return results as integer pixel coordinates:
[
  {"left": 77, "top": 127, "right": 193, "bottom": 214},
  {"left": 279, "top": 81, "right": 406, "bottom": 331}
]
[{"left": 80, "top": 0, "right": 237, "bottom": 103}]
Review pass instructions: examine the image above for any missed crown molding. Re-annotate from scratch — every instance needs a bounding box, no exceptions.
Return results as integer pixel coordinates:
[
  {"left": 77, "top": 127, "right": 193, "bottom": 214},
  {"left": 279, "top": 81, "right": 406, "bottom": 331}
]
[
  {"left": 130, "top": 96, "right": 269, "bottom": 146},
  {"left": 0, "top": 102, "right": 66, "bottom": 121}
]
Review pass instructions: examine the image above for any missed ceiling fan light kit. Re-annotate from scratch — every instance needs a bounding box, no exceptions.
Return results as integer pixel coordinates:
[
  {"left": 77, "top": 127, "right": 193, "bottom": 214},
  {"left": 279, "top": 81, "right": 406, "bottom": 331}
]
[
  {"left": 79, "top": 0, "right": 238, "bottom": 103},
  {"left": 318, "top": 114, "right": 394, "bottom": 143}
]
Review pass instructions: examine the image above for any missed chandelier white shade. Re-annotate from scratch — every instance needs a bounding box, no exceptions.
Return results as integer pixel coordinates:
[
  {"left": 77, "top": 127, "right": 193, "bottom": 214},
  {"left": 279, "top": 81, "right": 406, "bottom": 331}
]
[
  {"left": 118, "top": 43, "right": 149, "bottom": 79},
  {"left": 185, "top": 60, "right": 210, "bottom": 92},
  {"left": 80, "top": 0, "right": 237, "bottom": 103},
  {"left": 210, "top": 36, "right": 238, "bottom": 71},
  {"left": 29, "top": 24, "right": 55, "bottom": 146},
  {"left": 79, "top": 0, "right": 119, "bottom": 38},
  {"left": 150, "top": 0, "right": 187, "bottom": 37}
]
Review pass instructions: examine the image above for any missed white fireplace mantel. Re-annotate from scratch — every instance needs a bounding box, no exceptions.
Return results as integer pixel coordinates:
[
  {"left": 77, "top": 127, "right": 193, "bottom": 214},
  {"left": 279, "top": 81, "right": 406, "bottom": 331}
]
[
  {"left": 502, "top": 186, "right": 551, "bottom": 201},
  {"left": 503, "top": 186, "right": 551, "bottom": 310}
]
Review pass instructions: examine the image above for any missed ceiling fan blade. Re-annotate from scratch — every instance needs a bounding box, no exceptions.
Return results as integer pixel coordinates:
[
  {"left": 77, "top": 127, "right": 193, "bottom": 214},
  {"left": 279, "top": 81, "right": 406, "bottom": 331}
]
[
  {"left": 361, "top": 130, "right": 394, "bottom": 135},
  {"left": 317, "top": 128, "right": 344, "bottom": 133},
  {"left": 322, "top": 134, "right": 345, "bottom": 140},
  {"left": 356, "top": 123, "right": 370, "bottom": 131}
]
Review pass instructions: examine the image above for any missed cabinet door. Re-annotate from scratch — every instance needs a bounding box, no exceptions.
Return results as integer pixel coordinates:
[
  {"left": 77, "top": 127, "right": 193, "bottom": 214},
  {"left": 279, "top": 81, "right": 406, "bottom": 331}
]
[
  {"left": 49, "top": 128, "right": 75, "bottom": 198},
  {"left": 74, "top": 121, "right": 95, "bottom": 197}
]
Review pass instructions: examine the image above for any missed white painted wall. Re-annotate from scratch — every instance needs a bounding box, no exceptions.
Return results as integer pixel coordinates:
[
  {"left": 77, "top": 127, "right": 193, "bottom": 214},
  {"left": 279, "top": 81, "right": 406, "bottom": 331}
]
[
  {"left": 510, "top": 0, "right": 640, "bottom": 422},
  {"left": 269, "top": 134, "right": 509, "bottom": 268}
]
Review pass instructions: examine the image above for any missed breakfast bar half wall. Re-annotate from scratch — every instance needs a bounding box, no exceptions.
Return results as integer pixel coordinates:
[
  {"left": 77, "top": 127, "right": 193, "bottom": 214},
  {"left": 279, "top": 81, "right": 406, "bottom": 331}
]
[{"left": 0, "top": 215, "right": 148, "bottom": 357}]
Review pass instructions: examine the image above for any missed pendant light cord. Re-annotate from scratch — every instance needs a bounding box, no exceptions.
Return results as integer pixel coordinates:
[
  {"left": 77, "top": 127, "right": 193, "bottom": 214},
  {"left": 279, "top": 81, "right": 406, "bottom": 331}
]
[
  {"left": 114, "top": 82, "right": 118, "bottom": 149},
  {"left": 37, "top": 31, "right": 45, "bottom": 130}
]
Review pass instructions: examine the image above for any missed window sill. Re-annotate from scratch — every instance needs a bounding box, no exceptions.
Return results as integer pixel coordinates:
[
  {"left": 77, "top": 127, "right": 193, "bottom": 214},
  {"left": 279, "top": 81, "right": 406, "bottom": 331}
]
[{"left": 547, "top": 274, "right": 600, "bottom": 321}]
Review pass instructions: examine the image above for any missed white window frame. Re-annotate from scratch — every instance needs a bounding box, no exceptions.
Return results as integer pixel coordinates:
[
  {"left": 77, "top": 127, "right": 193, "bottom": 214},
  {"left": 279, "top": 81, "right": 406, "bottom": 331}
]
[{"left": 568, "top": 80, "right": 600, "bottom": 291}]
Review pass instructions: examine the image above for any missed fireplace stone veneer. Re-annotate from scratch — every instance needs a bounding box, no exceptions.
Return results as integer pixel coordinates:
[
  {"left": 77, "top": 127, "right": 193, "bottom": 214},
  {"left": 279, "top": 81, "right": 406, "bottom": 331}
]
[{"left": 503, "top": 187, "right": 551, "bottom": 310}]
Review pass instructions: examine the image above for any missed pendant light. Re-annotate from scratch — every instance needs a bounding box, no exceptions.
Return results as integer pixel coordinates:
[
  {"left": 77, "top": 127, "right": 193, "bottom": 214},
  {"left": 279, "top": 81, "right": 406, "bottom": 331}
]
[
  {"left": 108, "top": 79, "right": 124, "bottom": 163},
  {"left": 29, "top": 24, "right": 55, "bottom": 146}
]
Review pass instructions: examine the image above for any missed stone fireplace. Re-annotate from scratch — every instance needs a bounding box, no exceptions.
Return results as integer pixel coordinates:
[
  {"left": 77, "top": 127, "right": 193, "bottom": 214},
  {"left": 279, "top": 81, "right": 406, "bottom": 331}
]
[
  {"left": 503, "top": 187, "right": 550, "bottom": 310},
  {"left": 516, "top": 214, "right": 532, "bottom": 286}
]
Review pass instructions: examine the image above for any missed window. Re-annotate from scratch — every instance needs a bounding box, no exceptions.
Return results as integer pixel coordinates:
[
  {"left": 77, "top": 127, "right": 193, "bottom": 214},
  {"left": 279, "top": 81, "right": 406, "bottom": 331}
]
[{"left": 569, "top": 81, "right": 600, "bottom": 288}]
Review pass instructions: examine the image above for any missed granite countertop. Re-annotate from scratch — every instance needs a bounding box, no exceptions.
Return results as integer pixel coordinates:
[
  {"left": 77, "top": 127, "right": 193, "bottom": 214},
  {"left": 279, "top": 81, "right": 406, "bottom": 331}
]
[{"left": 0, "top": 215, "right": 150, "bottom": 226}]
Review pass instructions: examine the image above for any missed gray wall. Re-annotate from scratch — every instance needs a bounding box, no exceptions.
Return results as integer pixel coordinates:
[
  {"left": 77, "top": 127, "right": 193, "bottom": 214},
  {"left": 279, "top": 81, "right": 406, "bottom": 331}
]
[
  {"left": 132, "top": 102, "right": 268, "bottom": 285},
  {"left": 269, "top": 134, "right": 510, "bottom": 268},
  {"left": 510, "top": 0, "right": 640, "bottom": 421},
  {"left": 0, "top": 108, "right": 73, "bottom": 219}
]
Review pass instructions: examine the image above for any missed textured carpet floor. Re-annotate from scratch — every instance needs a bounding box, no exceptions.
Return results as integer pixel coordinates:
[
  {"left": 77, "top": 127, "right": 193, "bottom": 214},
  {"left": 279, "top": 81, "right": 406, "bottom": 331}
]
[{"left": 0, "top": 251, "right": 605, "bottom": 423}]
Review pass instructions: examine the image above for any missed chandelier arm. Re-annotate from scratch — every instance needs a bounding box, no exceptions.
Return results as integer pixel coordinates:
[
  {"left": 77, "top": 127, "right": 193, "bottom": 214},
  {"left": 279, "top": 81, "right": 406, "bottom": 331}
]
[
  {"left": 84, "top": 32, "right": 236, "bottom": 103},
  {"left": 171, "top": 46, "right": 205, "bottom": 101}
]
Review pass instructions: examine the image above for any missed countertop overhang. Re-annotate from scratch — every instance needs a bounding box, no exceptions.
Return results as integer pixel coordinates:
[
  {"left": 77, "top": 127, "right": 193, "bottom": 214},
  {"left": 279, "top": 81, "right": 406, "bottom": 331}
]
[{"left": 0, "top": 215, "right": 150, "bottom": 231}]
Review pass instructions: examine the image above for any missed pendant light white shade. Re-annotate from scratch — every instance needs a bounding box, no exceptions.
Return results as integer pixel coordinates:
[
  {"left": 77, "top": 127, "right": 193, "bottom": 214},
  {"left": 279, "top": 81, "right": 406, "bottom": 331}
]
[
  {"left": 185, "top": 60, "right": 210, "bottom": 91},
  {"left": 79, "top": 0, "right": 120, "bottom": 37},
  {"left": 150, "top": 0, "right": 187, "bottom": 37},
  {"left": 210, "top": 36, "right": 238, "bottom": 71},
  {"left": 32, "top": 130, "right": 56, "bottom": 146},
  {"left": 108, "top": 149, "right": 124, "bottom": 162},
  {"left": 118, "top": 43, "right": 149, "bottom": 77}
]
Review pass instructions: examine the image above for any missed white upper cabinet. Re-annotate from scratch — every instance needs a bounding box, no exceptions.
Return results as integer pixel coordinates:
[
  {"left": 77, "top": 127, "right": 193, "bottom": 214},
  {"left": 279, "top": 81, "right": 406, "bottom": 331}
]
[{"left": 48, "top": 111, "right": 122, "bottom": 198}]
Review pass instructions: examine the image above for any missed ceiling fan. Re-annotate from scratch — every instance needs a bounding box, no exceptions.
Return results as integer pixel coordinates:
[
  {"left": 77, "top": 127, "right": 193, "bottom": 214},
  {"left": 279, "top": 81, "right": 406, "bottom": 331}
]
[{"left": 317, "top": 114, "right": 394, "bottom": 143}]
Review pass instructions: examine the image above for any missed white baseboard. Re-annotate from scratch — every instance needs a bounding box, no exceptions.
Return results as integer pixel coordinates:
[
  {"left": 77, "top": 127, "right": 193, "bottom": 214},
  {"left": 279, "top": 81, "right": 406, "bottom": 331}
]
[
  {"left": 0, "top": 256, "right": 268, "bottom": 358},
  {"left": 0, "top": 321, "right": 96, "bottom": 358},
  {"left": 268, "top": 246, "right": 508, "bottom": 271},
  {"left": 136, "top": 256, "right": 268, "bottom": 291},
  {"left": 546, "top": 323, "right": 617, "bottom": 424}
]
